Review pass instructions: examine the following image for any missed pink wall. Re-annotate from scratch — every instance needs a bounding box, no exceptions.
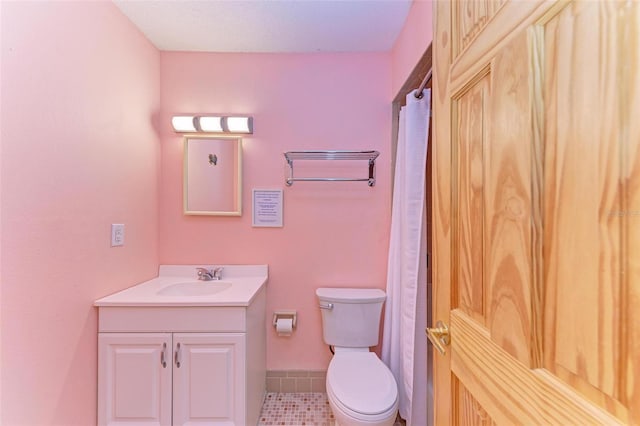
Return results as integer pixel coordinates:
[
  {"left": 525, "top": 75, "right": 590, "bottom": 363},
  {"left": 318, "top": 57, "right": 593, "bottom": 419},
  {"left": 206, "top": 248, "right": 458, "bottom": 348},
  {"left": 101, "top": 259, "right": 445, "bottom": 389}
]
[
  {"left": 391, "top": 0, "right": 433, "bottom": 98},
  {"left": 0, "top": 2, "right": 160, "bottom": 425},
  {"left": 0, "top": 0, "right": 432, "bottom": 421},
  {"left": 0, "top": 2, "right": 4, "bottom": 421},
  {"left": 159, "top": 52, "right": 392, "bottom": 369}
]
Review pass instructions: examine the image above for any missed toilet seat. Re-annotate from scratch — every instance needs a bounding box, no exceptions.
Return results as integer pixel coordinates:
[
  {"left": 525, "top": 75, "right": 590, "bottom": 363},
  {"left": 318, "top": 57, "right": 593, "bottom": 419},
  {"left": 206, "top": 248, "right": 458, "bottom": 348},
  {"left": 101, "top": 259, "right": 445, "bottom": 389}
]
[{"left": 326, "top": 352, "right": 398, "bottom": 420}]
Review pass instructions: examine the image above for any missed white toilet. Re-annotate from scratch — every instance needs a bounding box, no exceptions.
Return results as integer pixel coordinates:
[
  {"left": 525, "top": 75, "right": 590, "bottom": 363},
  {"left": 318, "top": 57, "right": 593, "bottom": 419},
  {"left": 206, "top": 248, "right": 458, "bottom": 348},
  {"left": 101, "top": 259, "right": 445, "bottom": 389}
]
[{"left": 316, "top": 288, "right": 398, "bottom": 426}]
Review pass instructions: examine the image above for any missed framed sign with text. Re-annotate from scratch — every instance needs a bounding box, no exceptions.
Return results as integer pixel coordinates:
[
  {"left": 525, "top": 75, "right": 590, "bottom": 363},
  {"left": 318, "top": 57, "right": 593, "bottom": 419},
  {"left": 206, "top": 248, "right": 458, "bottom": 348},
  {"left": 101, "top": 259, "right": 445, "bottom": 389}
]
[{"left": 252, "top": 189, "right": 283, "bottom": 227}]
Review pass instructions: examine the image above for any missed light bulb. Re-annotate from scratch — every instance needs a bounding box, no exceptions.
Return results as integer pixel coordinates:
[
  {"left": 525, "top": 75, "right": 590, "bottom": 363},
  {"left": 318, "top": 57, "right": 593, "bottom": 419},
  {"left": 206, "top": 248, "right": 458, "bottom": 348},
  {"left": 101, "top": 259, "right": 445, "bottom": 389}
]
[
  {"left": 198, "top": 116, "right": 224, "bottom": 132},
  {"left": 171, "top": 116, "right": 196, "bottom": 132},
  {"left": 225, "top": 116, "right": 253, "bottom": 134}
]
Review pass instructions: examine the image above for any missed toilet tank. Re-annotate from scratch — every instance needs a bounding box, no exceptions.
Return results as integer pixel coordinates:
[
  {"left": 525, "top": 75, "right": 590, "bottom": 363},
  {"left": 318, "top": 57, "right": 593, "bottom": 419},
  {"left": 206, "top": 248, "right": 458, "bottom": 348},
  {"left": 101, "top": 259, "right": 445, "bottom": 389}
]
[{"left": 316, "top": 288, "right": 386, "bottom": 348}]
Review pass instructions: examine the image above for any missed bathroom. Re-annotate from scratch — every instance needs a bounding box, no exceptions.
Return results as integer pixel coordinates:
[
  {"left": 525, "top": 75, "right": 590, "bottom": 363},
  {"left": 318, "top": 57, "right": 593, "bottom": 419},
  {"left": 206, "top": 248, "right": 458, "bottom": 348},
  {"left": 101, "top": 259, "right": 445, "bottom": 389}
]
[
  {"left": 0, "top": 1, "right": 433, "bottom": 425},
  {"left": 5, "top": 0, "right": 638, "bottom": 425}
]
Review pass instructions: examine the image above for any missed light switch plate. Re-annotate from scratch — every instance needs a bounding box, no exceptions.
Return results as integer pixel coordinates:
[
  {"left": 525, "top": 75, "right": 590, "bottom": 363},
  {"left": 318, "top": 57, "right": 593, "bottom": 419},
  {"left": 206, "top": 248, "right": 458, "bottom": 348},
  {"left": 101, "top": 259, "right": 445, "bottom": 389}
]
[{"left": 111, "top": 224, "right": 125, "bottom": 247}]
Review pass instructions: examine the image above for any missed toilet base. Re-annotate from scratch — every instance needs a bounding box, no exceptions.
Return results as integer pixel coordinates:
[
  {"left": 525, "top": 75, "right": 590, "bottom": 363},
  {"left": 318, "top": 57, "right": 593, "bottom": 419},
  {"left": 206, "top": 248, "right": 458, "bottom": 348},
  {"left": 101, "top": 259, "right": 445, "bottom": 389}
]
[{"left": 327, "top": 395, "right": 398, "bottom": 426}]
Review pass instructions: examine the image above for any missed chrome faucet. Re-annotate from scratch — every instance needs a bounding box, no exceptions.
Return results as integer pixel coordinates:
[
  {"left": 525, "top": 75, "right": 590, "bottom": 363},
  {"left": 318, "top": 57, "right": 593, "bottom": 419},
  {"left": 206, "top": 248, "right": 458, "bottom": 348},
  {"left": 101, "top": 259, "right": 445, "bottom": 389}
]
[{"left": 196, "top": 267, "right": 223, "bottom": 281}]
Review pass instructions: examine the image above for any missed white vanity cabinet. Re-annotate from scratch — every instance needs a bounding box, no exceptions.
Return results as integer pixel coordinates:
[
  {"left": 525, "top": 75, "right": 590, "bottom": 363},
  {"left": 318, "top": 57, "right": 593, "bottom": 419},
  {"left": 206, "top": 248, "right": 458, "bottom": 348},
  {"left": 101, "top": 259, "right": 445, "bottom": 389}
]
[
  {"left": 98, "top": 333, "right": 172, "bottom": 425},
  {"left": 172, "top": 333, "right": 245, "bottom": 425},
  {"left": 98, "top": 332, "right": 245, "bottom": 426},
  {"left": 96, "top": 278, "right": 266, "bottom": 426}
]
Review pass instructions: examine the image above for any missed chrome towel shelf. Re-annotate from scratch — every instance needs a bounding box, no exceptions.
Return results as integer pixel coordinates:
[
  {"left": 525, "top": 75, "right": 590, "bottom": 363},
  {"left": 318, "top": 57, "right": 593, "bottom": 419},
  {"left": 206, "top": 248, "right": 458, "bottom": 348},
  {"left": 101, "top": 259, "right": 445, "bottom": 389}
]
[{"left": 283, "top": 150, "right": 380, "bottom": 187}]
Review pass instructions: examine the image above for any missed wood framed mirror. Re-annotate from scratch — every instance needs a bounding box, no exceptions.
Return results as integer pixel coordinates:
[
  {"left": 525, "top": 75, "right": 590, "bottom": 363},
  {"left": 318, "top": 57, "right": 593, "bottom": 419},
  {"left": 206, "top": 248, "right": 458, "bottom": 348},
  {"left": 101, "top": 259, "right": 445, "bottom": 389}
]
[{"left": 183, "top": 135, "right": 242, "bottom": 216}]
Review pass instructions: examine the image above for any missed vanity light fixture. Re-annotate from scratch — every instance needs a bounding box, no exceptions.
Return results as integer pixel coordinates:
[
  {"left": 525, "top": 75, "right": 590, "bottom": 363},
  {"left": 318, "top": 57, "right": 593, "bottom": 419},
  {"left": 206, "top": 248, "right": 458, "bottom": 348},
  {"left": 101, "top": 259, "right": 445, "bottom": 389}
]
[{"left": 171, "top": 115, "right": 253, "bottom": 134}]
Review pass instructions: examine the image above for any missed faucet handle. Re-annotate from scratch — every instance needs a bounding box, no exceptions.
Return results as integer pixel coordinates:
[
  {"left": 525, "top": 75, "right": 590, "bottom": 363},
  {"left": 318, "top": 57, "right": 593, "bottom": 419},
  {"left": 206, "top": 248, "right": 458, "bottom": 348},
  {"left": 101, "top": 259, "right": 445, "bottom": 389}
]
[
  {"left": 212, "top": 267, "right": 223, "bottom": 280},
  {"left": 196, "top": 267, "right": 212, "bottom": 280}
]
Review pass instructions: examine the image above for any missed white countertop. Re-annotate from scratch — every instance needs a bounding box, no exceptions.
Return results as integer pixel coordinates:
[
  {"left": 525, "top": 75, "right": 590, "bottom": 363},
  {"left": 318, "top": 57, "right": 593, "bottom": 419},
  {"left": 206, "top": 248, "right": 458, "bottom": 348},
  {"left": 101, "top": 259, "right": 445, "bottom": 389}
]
[{"left": 94, "top": 265, "right": 268, "bottom": 307}]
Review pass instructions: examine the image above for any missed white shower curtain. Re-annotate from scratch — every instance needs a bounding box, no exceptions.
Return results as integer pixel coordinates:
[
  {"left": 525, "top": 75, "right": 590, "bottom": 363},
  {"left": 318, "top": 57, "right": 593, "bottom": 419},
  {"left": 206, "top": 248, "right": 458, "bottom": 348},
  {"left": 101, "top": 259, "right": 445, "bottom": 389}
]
[{"left": 382, "top": 89, "right": 430, "bottom": 426}]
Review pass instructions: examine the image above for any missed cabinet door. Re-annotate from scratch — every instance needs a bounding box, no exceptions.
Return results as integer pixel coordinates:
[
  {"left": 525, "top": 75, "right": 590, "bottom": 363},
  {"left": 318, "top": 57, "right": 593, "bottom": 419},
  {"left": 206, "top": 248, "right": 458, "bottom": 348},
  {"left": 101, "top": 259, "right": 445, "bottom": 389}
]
[
  {"left": 172, "top": 333, "right": 246, "bottom": 426},
  {"left": 98, "top": 333, "right": 172, "bottom": 426}
]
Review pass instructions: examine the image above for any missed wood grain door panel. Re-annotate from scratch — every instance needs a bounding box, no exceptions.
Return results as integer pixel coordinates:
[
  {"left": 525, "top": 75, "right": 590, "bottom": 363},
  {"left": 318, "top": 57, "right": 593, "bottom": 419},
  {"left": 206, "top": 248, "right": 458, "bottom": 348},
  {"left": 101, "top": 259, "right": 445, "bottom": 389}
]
[{"left": 433, "top": 0, "right": 639, "bottom": 424}]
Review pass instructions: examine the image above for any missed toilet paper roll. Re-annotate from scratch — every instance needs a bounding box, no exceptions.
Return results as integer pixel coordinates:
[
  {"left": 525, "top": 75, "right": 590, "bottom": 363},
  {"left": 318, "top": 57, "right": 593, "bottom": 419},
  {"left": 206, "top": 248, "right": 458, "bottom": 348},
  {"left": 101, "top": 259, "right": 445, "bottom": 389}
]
[{"left": 276, "top": 318, "right": 294, "bottom": 336}]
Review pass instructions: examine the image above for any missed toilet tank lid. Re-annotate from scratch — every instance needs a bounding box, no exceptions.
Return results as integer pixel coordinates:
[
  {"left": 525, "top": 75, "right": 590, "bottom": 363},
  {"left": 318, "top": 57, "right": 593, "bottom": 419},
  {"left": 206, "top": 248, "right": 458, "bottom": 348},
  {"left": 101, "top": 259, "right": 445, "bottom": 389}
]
[{"left": 316, "top": 288, "right": 386, "bottom": 303}]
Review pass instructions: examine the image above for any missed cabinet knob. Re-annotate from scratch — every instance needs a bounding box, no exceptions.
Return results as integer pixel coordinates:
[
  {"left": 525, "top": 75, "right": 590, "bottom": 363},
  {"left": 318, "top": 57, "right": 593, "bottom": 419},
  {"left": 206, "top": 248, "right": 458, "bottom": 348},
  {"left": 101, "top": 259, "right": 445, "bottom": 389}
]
[
  {"left": 175, "top": 342, "right": 181, "bottom": 368},
  {"left": 161, "top": 342, "right": 167, "bottom": 368}
]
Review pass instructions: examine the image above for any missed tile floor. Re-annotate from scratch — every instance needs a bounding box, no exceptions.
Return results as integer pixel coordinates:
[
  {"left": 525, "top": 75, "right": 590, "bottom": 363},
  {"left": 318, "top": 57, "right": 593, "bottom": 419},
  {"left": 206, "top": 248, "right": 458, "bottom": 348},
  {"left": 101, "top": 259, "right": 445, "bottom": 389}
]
[{"left": 257, "top": 392, "right": 406, "bottom": 426}]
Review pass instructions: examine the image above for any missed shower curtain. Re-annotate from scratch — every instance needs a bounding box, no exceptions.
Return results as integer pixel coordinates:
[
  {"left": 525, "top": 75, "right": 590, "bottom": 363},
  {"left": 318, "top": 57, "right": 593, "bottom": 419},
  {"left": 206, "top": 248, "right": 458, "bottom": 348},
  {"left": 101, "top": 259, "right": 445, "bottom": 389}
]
[{"left": 382, "top": 89, "right": 430, "bottom": 426}]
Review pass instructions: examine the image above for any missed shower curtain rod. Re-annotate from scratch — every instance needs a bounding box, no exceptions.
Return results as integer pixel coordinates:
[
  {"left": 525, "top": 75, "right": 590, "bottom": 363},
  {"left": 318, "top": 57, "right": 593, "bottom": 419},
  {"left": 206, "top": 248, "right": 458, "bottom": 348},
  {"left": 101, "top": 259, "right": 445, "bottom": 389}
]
[{"left": 414, "top": 68, "right": 432, "bottom": 99}]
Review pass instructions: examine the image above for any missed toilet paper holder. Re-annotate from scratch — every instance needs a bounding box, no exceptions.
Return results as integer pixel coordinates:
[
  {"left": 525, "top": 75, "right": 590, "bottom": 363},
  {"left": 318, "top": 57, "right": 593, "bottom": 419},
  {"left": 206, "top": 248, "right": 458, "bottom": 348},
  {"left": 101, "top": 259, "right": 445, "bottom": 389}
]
[{"left": 272, "top": 310, "right": 297, "bottom": 329}]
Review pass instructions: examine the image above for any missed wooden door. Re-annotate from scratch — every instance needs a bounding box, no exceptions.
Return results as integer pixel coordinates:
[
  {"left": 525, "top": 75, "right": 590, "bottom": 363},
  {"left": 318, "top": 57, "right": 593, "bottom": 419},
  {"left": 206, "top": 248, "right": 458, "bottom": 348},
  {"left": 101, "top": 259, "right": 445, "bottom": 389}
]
[
  {"left": 172, "top": 333, "right": 245, "bottom": 425},
  {"left": 98, "top": 333, "right": 172, "bottom": 426},
  {"left": 432, "top": 1, "right": 639, "bottom": 424}
]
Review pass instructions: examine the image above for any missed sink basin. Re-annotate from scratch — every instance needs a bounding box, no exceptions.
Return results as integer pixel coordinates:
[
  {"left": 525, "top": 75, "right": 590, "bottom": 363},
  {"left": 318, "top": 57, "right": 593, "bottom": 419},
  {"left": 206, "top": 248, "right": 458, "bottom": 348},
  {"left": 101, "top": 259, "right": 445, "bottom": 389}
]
[{"left": 157, "top": 281, "right": 232, "bottom": 296}]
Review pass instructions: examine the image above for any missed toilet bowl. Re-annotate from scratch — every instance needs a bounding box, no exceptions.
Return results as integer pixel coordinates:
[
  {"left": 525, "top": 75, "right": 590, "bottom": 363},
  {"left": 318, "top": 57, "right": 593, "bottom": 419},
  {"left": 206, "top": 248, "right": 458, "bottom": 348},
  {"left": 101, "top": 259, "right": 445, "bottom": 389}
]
[
  {"left": 326, "top": 350, "right": 398, "bottom": 426},
  {"left": 316, "top": 288, "right": 399, "bottom": 426}
]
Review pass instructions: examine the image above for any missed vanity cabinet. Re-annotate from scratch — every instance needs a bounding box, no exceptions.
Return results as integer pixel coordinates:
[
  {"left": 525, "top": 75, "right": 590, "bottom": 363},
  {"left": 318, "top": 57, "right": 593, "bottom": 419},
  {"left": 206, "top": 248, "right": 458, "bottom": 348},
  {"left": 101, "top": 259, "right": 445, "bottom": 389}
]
[
  {"left": 98, "top": 333, "right": 244, "bottom": 426},
  {"left": 98, "top": 333, "right": 172, "bottom": 425},
  {"left": 172, "top": 333, "right": 244, "bottom": 425},
  {"left": 96, "top": 285, "right": 266, "bottom": 426}
]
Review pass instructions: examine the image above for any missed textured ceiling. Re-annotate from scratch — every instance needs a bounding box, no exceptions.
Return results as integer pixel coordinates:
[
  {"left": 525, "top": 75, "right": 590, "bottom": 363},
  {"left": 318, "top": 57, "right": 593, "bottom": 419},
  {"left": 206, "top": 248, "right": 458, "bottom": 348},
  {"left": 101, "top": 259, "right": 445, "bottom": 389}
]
[{"left": 113, "top": 0, "right": 413, "bottom": 53}]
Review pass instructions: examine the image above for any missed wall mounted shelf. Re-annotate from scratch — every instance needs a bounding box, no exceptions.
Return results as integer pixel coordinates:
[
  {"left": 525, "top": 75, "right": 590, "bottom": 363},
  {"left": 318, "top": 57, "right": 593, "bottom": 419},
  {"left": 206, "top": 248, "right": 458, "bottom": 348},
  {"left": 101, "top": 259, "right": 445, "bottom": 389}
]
[{"left": 283, "top": 150, "right": 380, "bottom": 187}]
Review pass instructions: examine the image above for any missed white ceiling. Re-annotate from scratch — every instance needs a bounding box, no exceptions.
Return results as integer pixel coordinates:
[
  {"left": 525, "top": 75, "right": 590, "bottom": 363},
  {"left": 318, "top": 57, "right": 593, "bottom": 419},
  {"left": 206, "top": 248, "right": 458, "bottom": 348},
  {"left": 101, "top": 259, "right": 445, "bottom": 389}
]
[{"left": 113, "top": 0, "right": 413, "bottom": 53}]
